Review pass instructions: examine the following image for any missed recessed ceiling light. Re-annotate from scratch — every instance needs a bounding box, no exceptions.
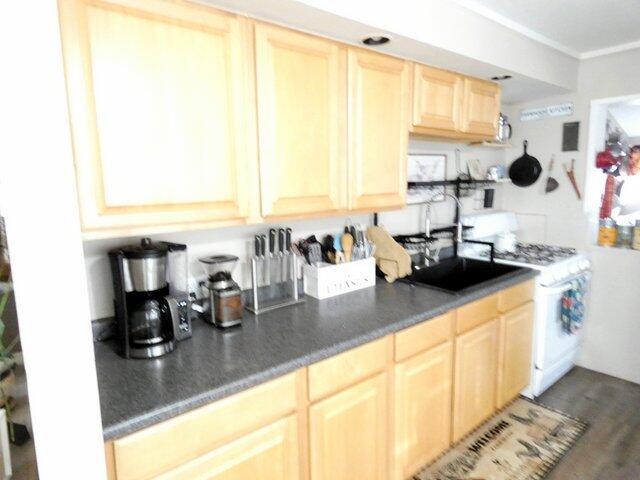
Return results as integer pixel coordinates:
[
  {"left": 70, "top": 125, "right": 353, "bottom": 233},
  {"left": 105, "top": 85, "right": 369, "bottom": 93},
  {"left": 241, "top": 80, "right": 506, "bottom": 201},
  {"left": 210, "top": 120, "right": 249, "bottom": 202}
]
[
  {"left": 491, "top": 74, "right": 512, "bottom": 81},
  {"left": 362, "top": 35, "right": 390, "bottom": 46}
]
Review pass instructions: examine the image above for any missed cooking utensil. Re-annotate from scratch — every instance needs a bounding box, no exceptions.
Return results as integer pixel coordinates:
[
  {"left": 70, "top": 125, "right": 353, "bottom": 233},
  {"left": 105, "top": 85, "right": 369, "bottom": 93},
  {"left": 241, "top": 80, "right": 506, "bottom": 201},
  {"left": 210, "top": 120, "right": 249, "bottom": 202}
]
[
  {"left": 564, "top": 158, "right": 582, "bottom": 199},
  {"left": 545, "top": 156, "right": 559, "bottom": 193},
  {"left": 333, "top": 235, "right": 345, "bottom": 264},
  {"left": 496, "top": 113, "right": 512, "bottom": 143},
  {"left": 509, "top": 140, "right": 542, "bottom": 187},
  {"left": 342, "top": 233, "right": 354, "bottom": 262}
]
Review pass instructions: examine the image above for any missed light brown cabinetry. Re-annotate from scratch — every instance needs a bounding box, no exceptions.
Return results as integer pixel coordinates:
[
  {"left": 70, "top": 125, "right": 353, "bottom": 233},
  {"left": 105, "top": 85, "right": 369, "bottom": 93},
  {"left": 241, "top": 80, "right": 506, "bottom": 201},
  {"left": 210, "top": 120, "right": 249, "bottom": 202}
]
[
  {"left": 497, "top": 302, "right": 535, "bottom": 408},
  {"left": 58, "top": 0, "right": 259, "bottom": 238},
  {"left": 394, "top": 341, "right": 453, "bottom": 480},
  {"left": 460, "top": 77, "right": 501, "bottom": 137},
  {"left": 410, "top": 65, "right": 500, "bottom": 141},
  {"left": 452, "top": 318, "right": 499, "bottom": 442},
  {"left": 112, "top": 372, "right": 300, "bottom": 479},
  {"left": 309, "top": 374, "right": 388, "bottom": 480},
  {"left": 254, "top": 23, "right": 347, "bottom": 218},
  {"left": 411, "top": 64, "right": 462, "bottom": 133},
  {"left": 105, "top": 281, "right": 533, "bottom": 480},
  {"left": 347, "top": 49, "right": 409, "bottom": 211},
  {"left": 157, "top": 415, "right": 301, "bottom": 480}
]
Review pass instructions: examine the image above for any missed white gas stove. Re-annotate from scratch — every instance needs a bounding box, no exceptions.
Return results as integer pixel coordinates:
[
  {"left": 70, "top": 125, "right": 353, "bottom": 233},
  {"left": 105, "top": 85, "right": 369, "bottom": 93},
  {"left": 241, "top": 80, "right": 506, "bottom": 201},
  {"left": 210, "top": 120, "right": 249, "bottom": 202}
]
[{"left": 462, "top": 213, "right": 591, "bottom": 398}]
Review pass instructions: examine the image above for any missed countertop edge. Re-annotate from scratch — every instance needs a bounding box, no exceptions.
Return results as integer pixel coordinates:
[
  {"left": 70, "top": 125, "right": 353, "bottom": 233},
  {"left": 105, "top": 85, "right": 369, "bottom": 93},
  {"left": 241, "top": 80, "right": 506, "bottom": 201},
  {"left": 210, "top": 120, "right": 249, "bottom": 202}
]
[{"left": 102, "top": 268, "right": 538, "bottom": 440}]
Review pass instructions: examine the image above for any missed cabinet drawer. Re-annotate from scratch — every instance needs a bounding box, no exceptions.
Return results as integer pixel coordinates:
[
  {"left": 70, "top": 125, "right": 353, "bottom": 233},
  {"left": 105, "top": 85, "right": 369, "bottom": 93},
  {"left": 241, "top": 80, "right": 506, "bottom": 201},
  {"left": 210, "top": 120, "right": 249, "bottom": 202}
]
[
  {"left": 113, "top": 372, "right": 299, "bottom": 480},
  {"left": 395, "top": 311, "right": 454, "bottom": 361},
  {"left": 308, "top": 337, "right": 390, "bottom": 402},
  {"left": 456, "top": 294, "right": 498, "bottom": 335},
  {"left": 498, "top": 280, "right": 535, "bottom": 313},
  {"left": 156, "top": 415, "right": 301, "bottom": 480}
]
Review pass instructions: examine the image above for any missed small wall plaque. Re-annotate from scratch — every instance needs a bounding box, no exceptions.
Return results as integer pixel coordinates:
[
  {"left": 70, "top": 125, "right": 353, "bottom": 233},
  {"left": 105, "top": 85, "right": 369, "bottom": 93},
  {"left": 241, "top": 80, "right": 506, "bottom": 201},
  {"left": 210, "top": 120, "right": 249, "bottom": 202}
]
[{"left": 562, "top": 121, "right": 580, "bottom": 151}]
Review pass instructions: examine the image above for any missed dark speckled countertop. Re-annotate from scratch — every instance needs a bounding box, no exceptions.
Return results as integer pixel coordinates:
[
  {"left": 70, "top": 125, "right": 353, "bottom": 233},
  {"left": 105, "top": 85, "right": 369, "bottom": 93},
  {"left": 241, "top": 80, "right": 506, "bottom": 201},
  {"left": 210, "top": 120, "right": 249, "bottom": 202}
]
[{"left": 94, "top": 267, "right": 537, "bottom": 440}]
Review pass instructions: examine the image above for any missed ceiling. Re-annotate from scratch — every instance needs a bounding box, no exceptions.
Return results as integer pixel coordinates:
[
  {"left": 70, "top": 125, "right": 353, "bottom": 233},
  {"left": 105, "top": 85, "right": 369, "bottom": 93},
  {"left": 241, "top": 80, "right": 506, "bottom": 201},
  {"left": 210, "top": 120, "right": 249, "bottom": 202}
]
[
  {"left": 609, "top": 102, "right": 640, "bottom": 138},
  {"left": 454, "top": 0, "right": 640, "bottom": 58}
]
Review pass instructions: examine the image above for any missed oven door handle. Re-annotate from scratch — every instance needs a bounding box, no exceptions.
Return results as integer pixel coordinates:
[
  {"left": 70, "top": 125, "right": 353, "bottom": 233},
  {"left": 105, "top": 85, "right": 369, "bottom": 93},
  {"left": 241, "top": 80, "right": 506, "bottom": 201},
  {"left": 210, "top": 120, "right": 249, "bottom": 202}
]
[{"left": 546, "top": 282, "right": 573, "bottom": 295}]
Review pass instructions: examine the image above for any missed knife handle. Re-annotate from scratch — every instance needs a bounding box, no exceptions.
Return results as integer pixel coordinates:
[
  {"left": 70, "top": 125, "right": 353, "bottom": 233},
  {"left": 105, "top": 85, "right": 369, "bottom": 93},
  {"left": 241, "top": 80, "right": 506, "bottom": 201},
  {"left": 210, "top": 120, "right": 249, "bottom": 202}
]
[
  {"left": 260, "top": 234, "right": 266, "bottom": 257},
  {"left": 285, "top": 228, "right": 292, "bottom": 252},
  {"left": 349, "top": 226, "right": 358, "bottom": 243},
  {"left": 278, "top": 228, "right": 285, "bottom": 254},
  {"left": 254, "top": 236, "right": 261, "bottom": 257},
  {"left": 269, "top": 228, "right": 276, "bottom": 255}
]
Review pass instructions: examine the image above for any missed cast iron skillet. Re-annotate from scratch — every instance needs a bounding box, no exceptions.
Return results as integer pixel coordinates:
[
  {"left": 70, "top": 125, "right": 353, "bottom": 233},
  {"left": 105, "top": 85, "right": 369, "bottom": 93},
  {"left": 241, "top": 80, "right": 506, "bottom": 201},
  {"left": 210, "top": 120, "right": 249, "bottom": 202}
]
[{"left": 509, "top": 140, "right": 542, "bottom": 187}]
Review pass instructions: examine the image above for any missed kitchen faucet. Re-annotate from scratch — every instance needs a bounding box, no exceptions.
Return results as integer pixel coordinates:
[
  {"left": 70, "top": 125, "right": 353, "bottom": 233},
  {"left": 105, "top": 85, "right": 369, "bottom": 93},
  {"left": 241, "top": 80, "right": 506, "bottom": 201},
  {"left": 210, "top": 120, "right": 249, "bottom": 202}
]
[
  {"left": 423, "top": 191, "right": 495, "bottom": 262},
  {"left": 423, "top": 192, "right": 463, "bottom": 242}
]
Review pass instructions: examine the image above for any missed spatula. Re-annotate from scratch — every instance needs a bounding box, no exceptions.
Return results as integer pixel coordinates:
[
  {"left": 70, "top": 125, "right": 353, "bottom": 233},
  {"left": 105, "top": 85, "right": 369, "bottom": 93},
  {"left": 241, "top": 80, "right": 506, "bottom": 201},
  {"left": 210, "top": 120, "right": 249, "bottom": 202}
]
[{"left": 545, "top": 156, "right": 559, "bottom": 193}]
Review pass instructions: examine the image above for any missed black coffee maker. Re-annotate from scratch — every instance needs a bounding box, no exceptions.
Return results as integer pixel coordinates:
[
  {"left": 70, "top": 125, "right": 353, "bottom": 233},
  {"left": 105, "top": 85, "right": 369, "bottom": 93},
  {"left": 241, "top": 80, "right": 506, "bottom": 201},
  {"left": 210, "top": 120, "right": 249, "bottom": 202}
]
[{"left": 109, "top": 238, "right": 192, "bottom": 359}]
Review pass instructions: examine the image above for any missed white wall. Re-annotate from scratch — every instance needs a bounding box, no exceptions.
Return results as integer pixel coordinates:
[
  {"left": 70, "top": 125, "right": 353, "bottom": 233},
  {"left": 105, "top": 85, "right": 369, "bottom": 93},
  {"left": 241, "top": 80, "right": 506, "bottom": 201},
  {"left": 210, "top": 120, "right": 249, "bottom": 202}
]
[
  {"left": 502, "top": 47, "right": 640, "bottom": 384},
  {"left": 0, "top": 2, "right": 107, "bottom": 478},
  {"left": 84, "top": 138, "right": 507, "bottom": 320},
  {"left": 203, "top": 0, "right": 577, "bottom": 104}
]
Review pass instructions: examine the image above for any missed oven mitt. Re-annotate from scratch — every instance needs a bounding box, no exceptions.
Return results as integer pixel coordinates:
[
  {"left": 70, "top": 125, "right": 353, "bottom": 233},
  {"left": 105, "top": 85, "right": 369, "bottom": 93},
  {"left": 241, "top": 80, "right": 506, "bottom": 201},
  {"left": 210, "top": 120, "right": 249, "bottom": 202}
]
[{"left": 366, "top": 226, "right": 412, "bottom": 283}]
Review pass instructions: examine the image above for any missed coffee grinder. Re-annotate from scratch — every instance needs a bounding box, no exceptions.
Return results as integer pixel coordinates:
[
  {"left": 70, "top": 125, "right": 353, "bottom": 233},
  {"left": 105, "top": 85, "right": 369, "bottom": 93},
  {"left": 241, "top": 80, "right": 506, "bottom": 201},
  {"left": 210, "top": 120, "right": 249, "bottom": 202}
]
[
  {"left": 109, "top": 238, "right": 192, "bottom": 359},
  {"left": 199, "top": 255, "right": 243, "bottom": 328}
]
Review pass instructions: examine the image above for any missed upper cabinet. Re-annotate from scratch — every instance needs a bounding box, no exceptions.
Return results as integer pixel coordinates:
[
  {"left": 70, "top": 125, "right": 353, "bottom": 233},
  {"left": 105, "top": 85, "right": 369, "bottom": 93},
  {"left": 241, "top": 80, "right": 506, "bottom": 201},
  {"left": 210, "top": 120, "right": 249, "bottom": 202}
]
[
  {"left": 255, "top": 23, "right": 348, "bottom": 218},
  {"left": 410, "top": 65, "right": 500, "bottom": 141},
  {"left": 411, "top": 64, "right": 462, "bottom": 133},
  {"left": 460, "top": 77, "right": 501, "bottom": 137},
  {"left": 58, "top": 0, "right": 259, "bottom": 238},
  {"left": 59, "top": 0, "right": 502, "bottom": 237},
  {"left": 347, "top": 49, "right": 410, "bottom": 211}
]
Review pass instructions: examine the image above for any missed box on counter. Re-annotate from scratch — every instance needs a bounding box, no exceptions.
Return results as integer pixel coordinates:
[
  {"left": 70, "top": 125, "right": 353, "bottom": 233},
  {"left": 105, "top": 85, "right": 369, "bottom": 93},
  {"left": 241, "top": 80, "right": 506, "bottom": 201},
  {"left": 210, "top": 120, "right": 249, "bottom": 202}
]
[{"left": 303, "top": 257, "right": 376, "bottom": 299}]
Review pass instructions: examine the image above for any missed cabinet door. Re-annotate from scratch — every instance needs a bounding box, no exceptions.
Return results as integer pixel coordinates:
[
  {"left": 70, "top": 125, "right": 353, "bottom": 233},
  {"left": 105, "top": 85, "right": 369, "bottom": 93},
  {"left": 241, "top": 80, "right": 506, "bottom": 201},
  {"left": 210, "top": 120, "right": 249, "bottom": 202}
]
[
  {"left": 309, "top": 373, "right": 387, "bottom": 480},
  {"left": 157, "top": 415, "right": 301, "bottom": 480},
  {"left": 411, "top": 64, "right": 462, "bottom": 132},
  {"left": 453, "top": 319, "right": 499, "bottom": 442},
  {"left": 255, "top": 23, "right": 347, "bottom": 218},
  {"left": 347, "top": 49, "right": 409, "bottom": 211},
  {"left": 497, "top": 302, "right": 534, "bottom": 408},
  {"left": 58, "top": 0, "right": 257, "bottom": 235},
  {"left": 460, "top": 77, "right": 500, "bottom": 137},
  {"left": 394, "top": 341, "right": 453, "bottom": 480}
]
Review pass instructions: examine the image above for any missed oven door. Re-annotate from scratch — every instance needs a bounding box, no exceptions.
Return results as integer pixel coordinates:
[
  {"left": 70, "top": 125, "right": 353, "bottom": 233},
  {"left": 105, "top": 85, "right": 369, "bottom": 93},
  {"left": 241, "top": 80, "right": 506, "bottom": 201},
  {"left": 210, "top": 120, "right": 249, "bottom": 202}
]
[{"left": 535, "top": 271, "right": 591, "bottom": 372}]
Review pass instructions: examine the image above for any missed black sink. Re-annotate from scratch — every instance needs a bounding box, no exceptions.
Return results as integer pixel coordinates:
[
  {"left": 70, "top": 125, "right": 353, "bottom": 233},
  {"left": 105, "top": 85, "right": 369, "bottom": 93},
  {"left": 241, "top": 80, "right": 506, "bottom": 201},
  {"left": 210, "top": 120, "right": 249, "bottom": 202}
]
[{"left": 406, "top": 257, "right": 521, "bottom": 294}]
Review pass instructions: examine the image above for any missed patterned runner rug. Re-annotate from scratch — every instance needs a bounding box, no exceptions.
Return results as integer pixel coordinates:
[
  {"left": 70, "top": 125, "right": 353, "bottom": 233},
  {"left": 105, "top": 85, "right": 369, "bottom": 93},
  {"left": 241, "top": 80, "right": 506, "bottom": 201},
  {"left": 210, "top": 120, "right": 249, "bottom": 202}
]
[{"left": 413, "top": 397, "right": 588, "bottom": 480}]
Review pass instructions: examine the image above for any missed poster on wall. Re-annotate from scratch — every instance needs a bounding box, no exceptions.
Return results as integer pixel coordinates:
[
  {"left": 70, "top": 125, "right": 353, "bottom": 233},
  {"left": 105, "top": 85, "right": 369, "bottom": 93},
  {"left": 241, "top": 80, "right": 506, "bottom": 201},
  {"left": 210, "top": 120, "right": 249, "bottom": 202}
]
[
  {"left": 407, "top": 153, "right": 446, "bottom": 203},
  {"left": 520, "top": 102, "right": 574, "bottom": 122}
]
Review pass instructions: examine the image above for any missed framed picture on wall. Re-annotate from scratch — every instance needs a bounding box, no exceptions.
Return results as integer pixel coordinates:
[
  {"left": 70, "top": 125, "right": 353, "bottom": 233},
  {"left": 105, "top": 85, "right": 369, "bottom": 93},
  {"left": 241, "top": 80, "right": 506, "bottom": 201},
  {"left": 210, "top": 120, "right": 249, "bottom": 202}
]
[{"left": 407, "top": 153, "right": 447, "bottom": 203}]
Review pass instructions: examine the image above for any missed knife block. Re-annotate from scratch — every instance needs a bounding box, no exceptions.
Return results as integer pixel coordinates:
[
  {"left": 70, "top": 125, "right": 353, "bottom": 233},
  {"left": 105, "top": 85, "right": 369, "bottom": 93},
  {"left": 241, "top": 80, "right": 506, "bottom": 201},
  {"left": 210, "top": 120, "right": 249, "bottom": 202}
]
[{"left": 245, "top": 253, "right": 304, "bottom": 314}]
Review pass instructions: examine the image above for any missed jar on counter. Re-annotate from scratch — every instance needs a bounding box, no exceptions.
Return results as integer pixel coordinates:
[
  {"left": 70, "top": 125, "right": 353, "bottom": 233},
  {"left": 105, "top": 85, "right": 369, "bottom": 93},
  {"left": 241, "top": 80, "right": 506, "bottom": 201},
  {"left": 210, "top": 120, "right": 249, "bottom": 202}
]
[
  {"left": 617, "top": 224, "right": 634, "bottom": 248},
  {"left": 633, "top": 220, "right": 640, "bottom": 250},
  {"left": 598, "top": 218, "right": 617, "bottom": 247}
]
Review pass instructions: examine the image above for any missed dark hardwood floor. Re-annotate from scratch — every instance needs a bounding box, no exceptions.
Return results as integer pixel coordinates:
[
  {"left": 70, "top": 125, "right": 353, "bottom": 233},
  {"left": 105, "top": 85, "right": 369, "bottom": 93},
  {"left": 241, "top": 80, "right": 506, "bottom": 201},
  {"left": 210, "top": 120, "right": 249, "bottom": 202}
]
[{"left": 538, "top": 366, "right": 640, "bottom": 480}]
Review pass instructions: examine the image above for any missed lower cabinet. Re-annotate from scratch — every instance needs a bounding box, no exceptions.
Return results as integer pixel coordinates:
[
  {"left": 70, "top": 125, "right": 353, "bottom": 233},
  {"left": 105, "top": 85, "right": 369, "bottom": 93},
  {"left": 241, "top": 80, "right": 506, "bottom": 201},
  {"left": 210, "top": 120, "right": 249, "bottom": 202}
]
[
  {"left": 452, "top": 318, "right": 499, "bottom": 443},
  {"left": 158, "top": 415, "right": 301, "bottom": 480},
  {"left": 497, "top": 302, "right": 535, "bottom": 408},
  {"left": 309, "top": 373, "right": 388, "bottom": 480},
  {"left": 106, "top": 282, "right": 535, "bottom": 480},
  {"left": 394, "top": 341, "right": 453, "bottom": 480}
]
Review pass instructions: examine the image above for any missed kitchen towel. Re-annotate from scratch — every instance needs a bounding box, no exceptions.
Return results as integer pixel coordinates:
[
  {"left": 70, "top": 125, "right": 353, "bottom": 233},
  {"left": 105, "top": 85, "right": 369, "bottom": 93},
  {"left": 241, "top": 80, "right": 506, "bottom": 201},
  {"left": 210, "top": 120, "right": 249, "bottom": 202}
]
[
  {"left": 366, "top": 226, "right": 412, "bottom": 283},
  {"left": 561, "top": 275, "right": 587, "bottom": 334}
]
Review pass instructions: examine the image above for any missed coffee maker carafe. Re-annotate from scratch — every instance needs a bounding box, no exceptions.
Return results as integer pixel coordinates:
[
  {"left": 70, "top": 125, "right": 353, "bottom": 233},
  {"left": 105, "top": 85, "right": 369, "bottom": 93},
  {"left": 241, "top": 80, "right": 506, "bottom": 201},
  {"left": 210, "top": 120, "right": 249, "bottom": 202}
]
[
  {"left": 109, "top": 238, "right": 192, "bottom": 359},
  {"left": 199, "top": 255, "right": 243, "bottom": 328}
]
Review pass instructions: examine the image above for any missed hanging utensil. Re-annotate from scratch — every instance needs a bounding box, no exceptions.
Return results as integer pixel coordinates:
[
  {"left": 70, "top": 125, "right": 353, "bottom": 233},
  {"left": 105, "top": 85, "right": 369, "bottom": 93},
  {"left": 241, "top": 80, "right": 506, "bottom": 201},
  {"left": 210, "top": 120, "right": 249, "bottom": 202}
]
[
  {"left": 564, "top": 158, "right": 582, "bottom": 199},
  {"left": 545, "top": 155, "right": 559, "bottom": 193},
  {"left": 509, "top": 140, "right": 542, "bottom": 187}
]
